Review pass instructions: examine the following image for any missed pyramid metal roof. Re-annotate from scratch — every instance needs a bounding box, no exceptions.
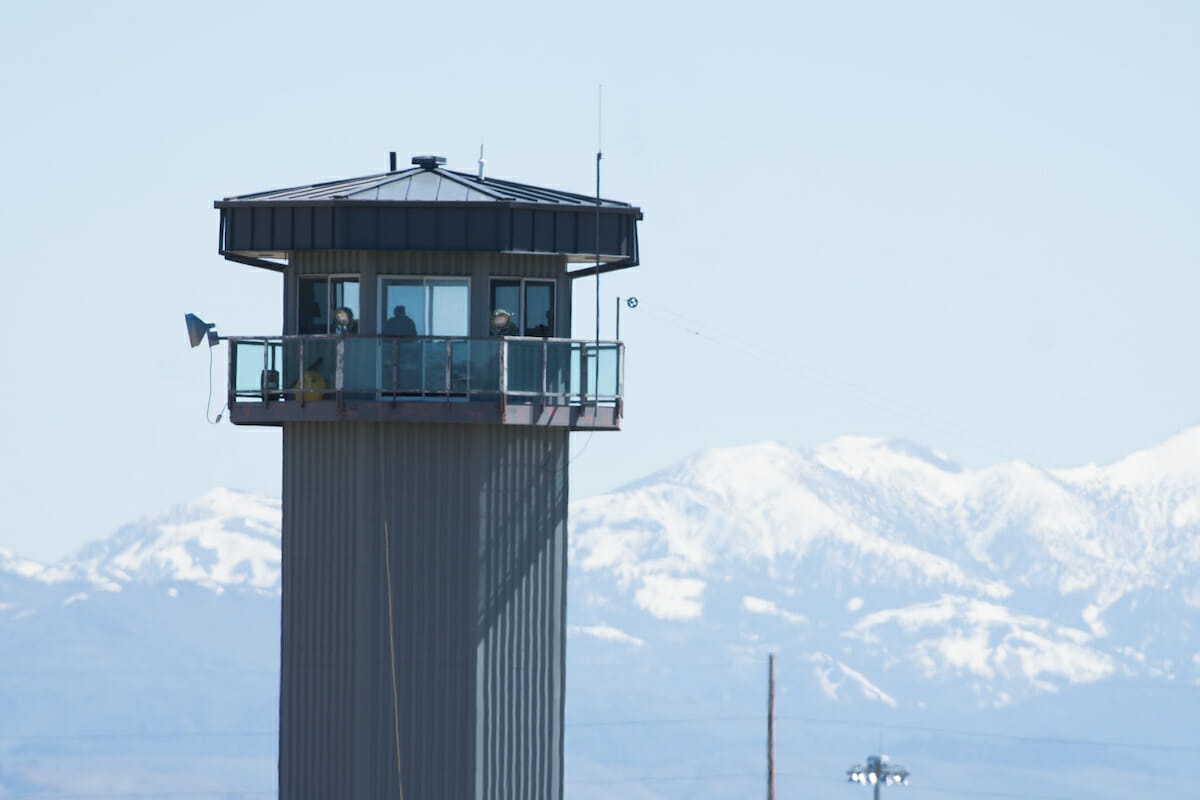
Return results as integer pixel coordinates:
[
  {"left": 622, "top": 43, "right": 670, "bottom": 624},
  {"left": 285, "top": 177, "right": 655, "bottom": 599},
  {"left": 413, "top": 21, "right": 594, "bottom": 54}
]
[
  {"left": 221, "top": 163, "right": 636, "bottom": 209},
  {"left": 216, "top": 156, "right": 642, "bottom": 275}
]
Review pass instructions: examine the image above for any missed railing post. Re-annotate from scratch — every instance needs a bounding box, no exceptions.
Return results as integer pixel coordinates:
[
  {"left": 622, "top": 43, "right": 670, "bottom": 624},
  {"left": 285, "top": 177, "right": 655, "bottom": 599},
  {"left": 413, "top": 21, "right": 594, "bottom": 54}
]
[
  {"left": 445, "top": 338, "right": 452, "bottom": 400},
  {"left": 335, "top": 337, "right": 345, "bottom": 410},
  {"left": 261, "top": 339, "right": 269, "bottom": 403},
  {"left": 390, "top": 338, "right": 397, "bottom": 406},
  {"left": 499, "top": 338, "right": 508, "bottom": 422},
  {"left": 617, "top": 342, "right": 625, "bottom": 419},
  {"left": 578, "top": 342, "right": 589, "bottom": 407},
  {"left": 227, "top": 339, "right": 237, "bottom": 411},
  {"left": 541, "top": 338, "right": 548, "bottom": 405},
  {"left": 298, "top": 339, "right": 306, "bottom": 407}
]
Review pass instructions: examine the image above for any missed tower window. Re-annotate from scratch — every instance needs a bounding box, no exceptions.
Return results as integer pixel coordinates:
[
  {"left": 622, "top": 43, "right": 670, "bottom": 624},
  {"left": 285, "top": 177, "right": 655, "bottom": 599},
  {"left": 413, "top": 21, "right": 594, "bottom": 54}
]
[
  {"left": 299, "top": 276, "right": 359, "bottom": 334},
  {"left": 379, "top": 277, "right": 470, "bottom": 337},
  {"left": 490, "top": 279, "right": 555, "bottom": 337}
]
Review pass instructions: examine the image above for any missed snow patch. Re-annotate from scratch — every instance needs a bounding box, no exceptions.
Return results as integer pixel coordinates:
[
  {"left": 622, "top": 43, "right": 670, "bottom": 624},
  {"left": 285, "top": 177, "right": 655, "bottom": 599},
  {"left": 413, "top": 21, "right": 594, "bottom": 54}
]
[
  {"left": 634, "top": 574, "right": 704, "bottom": 621},
  {"left": 743, "top": 596, "right": 806, "bottom": 624},
  {"left": 848, "top": 595, "right": 1112, "bottom": 687},
  {"left": 569, "top": 624, "right": 645, "bottom": 647},
  {"left": 804, "top": 653, "right": 896, "bottom": 706}
]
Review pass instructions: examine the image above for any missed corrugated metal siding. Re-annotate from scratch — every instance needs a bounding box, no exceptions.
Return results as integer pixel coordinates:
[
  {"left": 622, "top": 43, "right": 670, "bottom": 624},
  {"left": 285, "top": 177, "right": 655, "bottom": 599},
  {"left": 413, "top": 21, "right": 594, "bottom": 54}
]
[
  {"left": 292, "top": 250, "right": 366, "bottom": 276},
  {"left": 281, "top": 421, "right": 567, "bottom": 800}
]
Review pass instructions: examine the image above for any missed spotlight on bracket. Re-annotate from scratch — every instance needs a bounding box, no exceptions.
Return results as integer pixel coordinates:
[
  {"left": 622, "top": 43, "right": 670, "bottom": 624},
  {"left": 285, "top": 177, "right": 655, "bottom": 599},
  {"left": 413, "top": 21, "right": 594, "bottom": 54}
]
[
  {"left": 490, "top": 309, "right": 513, "bottom": 332},
  {"left": 185, "top": 313, "right": 219, "bottom": 348}
]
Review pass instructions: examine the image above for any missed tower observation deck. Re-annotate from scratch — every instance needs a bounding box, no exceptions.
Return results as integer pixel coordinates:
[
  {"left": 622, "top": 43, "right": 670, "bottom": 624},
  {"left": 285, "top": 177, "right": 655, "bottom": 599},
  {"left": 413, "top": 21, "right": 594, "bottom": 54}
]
[{"left": 212, "top": 154, "right": 642, "bottom": 800}]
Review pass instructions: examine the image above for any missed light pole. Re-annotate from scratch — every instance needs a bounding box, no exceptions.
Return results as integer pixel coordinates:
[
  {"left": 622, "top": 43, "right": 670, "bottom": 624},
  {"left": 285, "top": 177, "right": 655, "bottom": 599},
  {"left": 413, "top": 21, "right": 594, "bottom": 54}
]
[{"left": 847, "top": 754, "right": 909, "bottom": 800}]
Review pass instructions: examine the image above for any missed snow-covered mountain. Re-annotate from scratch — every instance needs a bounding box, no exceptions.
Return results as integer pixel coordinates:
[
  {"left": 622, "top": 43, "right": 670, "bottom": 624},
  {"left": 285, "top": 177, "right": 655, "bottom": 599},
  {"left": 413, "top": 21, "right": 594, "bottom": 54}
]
[
  {"left": 11, "top": 488, "right": 280, "bottom": 594},
  {"left": 569, "top": 428, "right": 1200, "bottom": 706},
  {"left": 4, "top": 430, "right": 1200, "bottom": 798}
]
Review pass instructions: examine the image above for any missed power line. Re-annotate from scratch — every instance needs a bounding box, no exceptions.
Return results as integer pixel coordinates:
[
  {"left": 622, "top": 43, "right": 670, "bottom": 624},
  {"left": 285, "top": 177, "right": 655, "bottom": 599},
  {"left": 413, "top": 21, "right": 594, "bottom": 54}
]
[
  {"left": 568, "top": 768, "right": 1097, "bottom": 800},
  {"left": 637, "top": 302, "right": 1041, "bottom": 464},
  {"left": 2, "top": 708, "right": 1192, "bottom": 754},
  {"left": 0, "top": 731, "right": 276, "bottom": 742},
  {"left": 566, "top": 712, "right": 1200, "bottom": 754},
  {"left": 0, "top": 668, "right": 276, "bottom": 676},
  {"left": 1, "top": 792, "right": 274, "bottom": 799},
  {"left": 777, "top": 713, "right": 1200, "bottom": 754}
]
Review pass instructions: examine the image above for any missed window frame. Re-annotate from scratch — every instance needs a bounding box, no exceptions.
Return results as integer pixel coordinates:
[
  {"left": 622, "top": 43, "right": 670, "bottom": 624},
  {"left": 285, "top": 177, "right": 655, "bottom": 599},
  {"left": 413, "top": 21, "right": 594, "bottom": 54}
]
[
  {"left": 377, "top": 275, "right": 472, "bottom": 338},
  {"left": 297, "top": 273, "right": 360, "bottom": 335},
  {"left": 489, "top": 277, "right": 556, "bottom": 337}
]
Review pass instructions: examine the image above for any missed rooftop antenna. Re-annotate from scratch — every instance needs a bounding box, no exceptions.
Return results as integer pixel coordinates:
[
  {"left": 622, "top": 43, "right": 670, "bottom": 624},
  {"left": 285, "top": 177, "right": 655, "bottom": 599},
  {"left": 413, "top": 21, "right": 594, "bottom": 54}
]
[
  {"left": 478, "top": 144, "right": 486, "bottom": 180},
  {"left": 594, "top": 84, "right": 602, "bottom": 349}
]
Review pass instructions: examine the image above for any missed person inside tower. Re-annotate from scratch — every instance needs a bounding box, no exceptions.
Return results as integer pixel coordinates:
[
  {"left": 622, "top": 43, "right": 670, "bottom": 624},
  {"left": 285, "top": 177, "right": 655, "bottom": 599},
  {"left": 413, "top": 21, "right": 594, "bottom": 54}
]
[
  {"left": 289, "top": 355, "right": 329, "bottom": 401},
  {"left": 383, "top": 305, "right": 418, "bottom": 336},
  {"left": 526, "top": 309, "right": 553, "bottom": 337}
]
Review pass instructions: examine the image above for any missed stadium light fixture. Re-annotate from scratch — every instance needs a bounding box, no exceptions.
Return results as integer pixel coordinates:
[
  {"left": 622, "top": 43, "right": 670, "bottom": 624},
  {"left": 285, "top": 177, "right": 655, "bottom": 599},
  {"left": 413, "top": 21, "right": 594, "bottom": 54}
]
[{"left": 847, "top": 754, "right": 908, "bottom": 800}]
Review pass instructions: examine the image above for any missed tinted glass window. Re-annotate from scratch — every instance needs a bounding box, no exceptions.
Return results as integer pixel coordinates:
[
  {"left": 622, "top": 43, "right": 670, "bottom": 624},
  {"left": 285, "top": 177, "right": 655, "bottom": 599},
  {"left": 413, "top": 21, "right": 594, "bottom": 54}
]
[
  {"left": 298, "top": 277, "right": 327, "bottom": 334},
  {"left": 429, "top": 280, "right": 469, "bottom": 336},
  {"left": 524, "top": 281, "right": 553, "bottom": 337},
  {"left": 490, "top": 280, "right": 520, "bottom": 335},
  {"left": 382, "top": 280, "right": 423, "bottom": 336},
  {"left": 331, "top": 278, "right": 359, "bottom": 333}
]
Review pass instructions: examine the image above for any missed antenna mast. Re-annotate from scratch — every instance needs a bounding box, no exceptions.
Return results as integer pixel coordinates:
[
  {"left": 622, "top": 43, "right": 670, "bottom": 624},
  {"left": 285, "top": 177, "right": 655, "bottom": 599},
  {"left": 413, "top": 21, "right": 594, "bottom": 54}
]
[{"left": 594, "top": 85, "right": 603, "bottom": 348}]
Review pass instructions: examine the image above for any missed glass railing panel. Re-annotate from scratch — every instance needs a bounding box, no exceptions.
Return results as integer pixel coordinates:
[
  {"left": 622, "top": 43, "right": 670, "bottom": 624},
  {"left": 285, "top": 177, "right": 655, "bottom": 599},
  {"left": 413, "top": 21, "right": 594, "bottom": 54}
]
[
  {"left": 233, "top": 341, "right": 265, "bottom": 398},
  {"left": 469, "top": 339, "right": 500, "bottom": 395},
  {"left": 507, "top": 340, "right": 545, "bottom": 396},
  {"left": 385, "top": 339, "right": 425, "bottom": 393},
  {"left": 422, "top": 339, "right": 449, "bottom": 394},
  {"left": 449, "top": 339, "right": 472, "bottom": 393},
  {"left": 583, "top": 345, "right": 599, "bottom": 398},
  {"left": 544, "top": 341, "right": 571, "bottom": 404},
  {"left": 341, "top": 337, "right": 378, "bottom": 392},
  {"left": 594, "top": 343, "right": 620, "bottom": 398},
  {"left": 279, "top": 338, "right": 336, "bottom": 398},
  {"left": 568, "top": 343, "right": 583, "bottom": 399}
]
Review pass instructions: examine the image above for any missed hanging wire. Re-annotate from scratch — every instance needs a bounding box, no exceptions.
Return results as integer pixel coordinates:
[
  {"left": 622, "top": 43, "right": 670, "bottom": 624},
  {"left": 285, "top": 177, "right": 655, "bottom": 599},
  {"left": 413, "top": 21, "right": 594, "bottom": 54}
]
[
  {"left": 376, "top": 418, "right": 406, "bottom": 800},
  {"left": 205, "top": 345, "right": 227, "bottom": 424}
]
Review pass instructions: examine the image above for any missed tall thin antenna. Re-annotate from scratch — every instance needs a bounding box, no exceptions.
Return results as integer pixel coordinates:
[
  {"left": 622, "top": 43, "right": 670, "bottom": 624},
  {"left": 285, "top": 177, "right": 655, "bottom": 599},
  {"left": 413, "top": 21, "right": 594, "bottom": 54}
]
[{"left": 594, "top": 84, "right": 603, "bottom": 348}]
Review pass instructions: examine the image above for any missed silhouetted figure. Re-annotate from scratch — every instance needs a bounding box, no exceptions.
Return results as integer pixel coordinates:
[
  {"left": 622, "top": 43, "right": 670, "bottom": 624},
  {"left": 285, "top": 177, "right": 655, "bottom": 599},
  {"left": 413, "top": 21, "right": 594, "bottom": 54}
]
[
  {"left": 527, "top": 309, "right": 553, "bottom": 338},
  {"left": 383, "top": 305, "right": 418, "bottom": 336}
]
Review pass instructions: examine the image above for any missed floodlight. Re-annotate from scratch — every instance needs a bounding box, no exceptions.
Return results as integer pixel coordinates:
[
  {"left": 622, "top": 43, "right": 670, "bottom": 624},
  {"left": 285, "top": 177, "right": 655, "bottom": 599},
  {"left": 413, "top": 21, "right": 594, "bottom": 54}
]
[
  {"left": 333, "top": 306, "right": 354, "bottom": 333},
  {"left": 185, "top": 314, "right": 219, "bottom": 348},
  {"left": 490, "top": 309, "right": 513, "bottom": 331},
  {"left": 847, "top": 753, "right": 909, "bottom": 796}
]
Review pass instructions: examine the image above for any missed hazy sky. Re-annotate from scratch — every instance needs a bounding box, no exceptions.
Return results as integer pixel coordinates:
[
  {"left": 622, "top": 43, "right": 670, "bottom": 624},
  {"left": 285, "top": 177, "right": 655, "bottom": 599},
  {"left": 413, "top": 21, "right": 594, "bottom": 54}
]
[{"left": 2, "top": 0, "right": 1197, "bottom": 561}]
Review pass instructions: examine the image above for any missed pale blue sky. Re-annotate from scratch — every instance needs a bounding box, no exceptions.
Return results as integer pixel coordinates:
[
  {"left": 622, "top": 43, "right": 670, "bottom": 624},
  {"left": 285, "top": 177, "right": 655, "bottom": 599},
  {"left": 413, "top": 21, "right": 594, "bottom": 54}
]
[{"left": 2, "top": 0, "right": 1197, "bottom": 560}]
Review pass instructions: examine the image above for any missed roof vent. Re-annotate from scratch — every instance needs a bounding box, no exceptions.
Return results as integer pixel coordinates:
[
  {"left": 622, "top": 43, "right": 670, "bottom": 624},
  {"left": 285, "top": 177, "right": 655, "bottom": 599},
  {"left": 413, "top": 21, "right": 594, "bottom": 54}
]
[{"left": 412, "top": 155, "right": 446, "bottom": 170}]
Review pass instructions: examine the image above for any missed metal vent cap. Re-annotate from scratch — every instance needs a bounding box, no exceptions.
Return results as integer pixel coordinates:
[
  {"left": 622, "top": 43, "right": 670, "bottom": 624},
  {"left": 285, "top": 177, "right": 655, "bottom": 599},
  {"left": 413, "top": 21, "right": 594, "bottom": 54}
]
[{"left": 412, "top": 155, "right": 446, "bottom": 170}]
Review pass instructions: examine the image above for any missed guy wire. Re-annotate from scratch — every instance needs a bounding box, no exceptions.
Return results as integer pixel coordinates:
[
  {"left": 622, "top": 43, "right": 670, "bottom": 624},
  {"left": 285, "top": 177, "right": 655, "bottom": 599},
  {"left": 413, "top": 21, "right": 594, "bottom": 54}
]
[{"left": 377, "top": 417, "right": 405, "bottom": 800}]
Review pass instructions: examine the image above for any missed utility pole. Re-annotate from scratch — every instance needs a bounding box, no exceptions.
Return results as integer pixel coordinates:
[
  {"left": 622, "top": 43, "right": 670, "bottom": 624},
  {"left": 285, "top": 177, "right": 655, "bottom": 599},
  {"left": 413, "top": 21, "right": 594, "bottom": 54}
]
[{"left": 767, "top": 652, "right": 775, "bottom": 800}]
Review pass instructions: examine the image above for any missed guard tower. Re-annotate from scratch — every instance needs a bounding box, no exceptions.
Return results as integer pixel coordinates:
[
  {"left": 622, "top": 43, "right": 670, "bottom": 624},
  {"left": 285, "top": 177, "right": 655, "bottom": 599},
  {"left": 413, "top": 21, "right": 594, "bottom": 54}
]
[{"left": 213, "top": 154, "right": 641, "bottom": 800}]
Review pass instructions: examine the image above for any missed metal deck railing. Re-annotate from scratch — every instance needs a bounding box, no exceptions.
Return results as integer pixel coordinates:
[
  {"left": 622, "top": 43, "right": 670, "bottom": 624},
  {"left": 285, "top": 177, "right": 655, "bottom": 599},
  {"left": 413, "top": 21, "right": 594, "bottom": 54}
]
[{"left": 227, "top": 335, "right": 624, "bottom": 411}]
